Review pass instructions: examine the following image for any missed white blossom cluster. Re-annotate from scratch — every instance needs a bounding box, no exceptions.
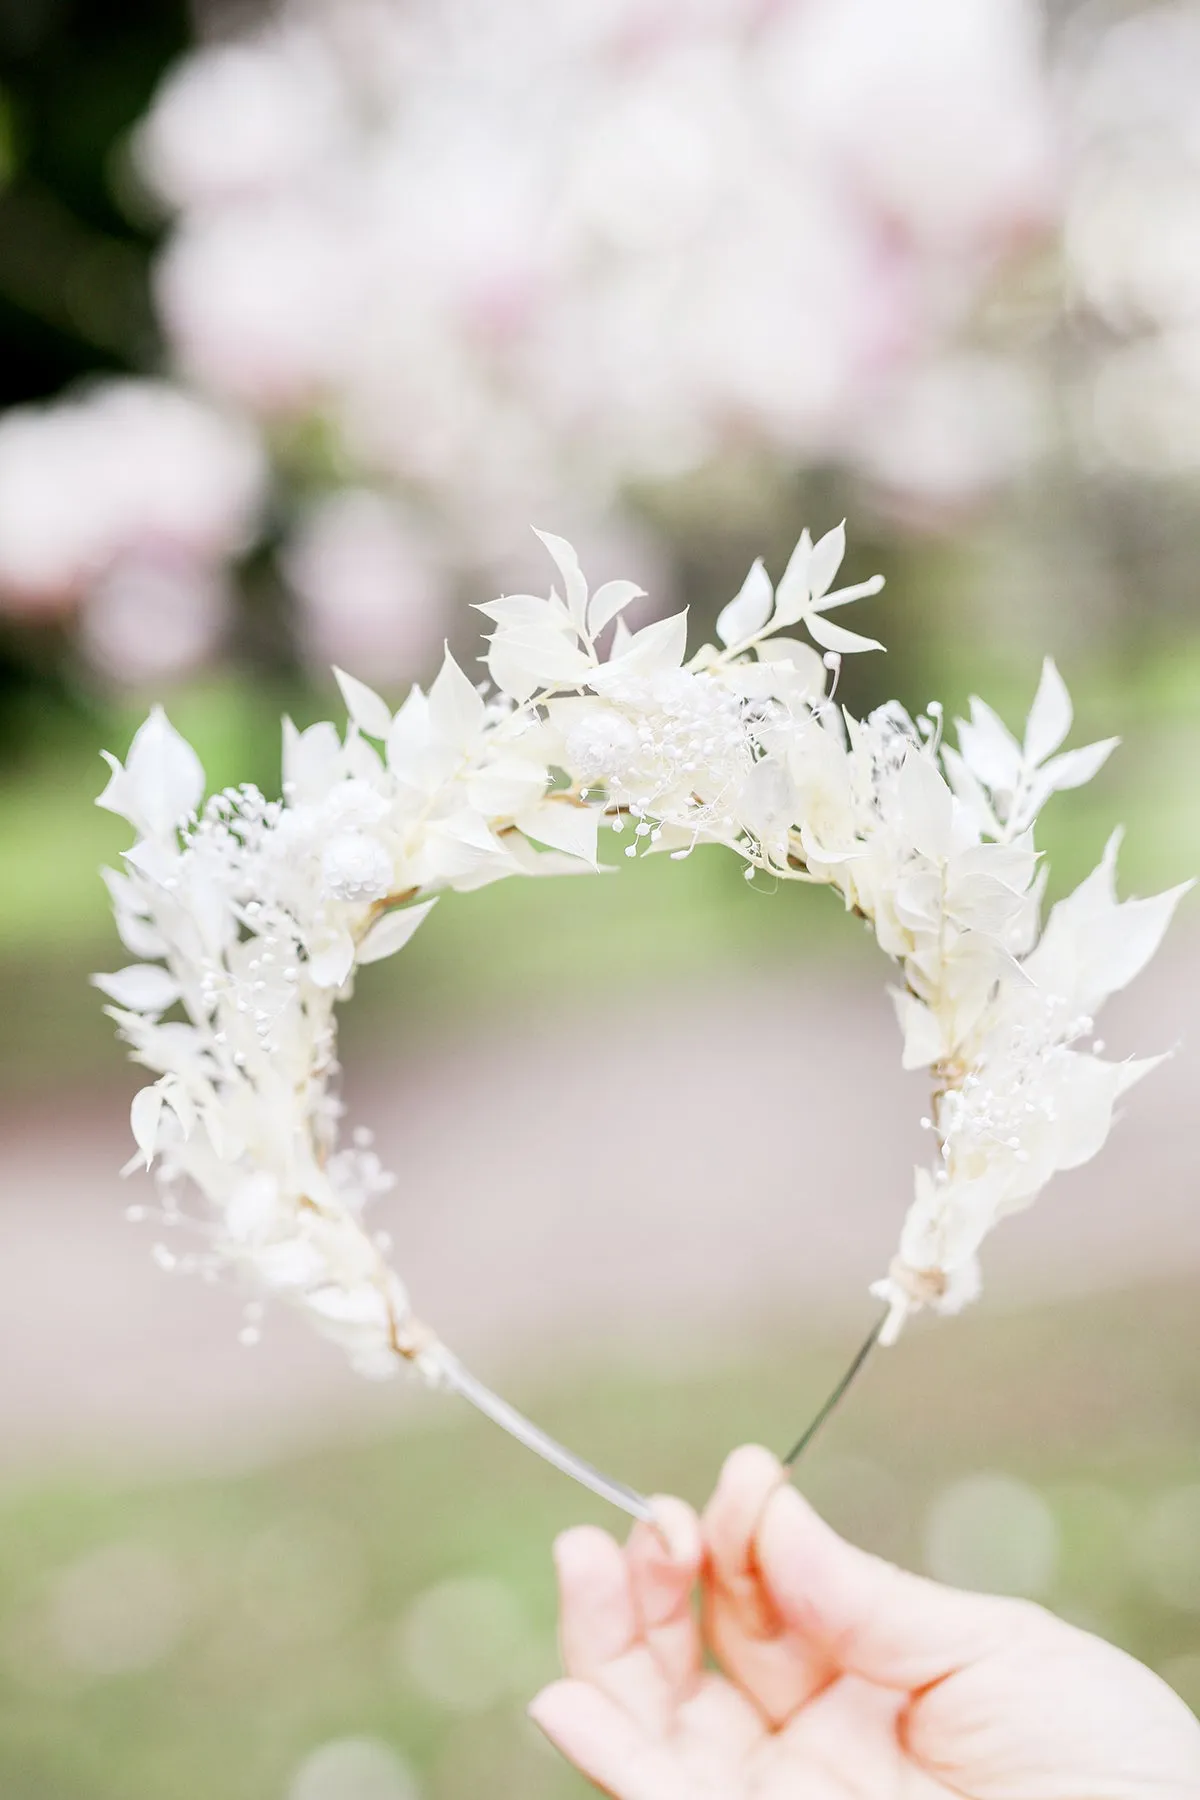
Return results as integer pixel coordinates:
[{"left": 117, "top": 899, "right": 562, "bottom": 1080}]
[{"left": 96, "top": 523, "right": 1188, "bottom": 1376}]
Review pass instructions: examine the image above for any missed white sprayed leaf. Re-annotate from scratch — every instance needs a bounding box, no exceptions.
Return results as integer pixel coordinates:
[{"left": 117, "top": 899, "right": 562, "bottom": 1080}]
[
  {"left": 532, "top": 528, "right": 588, "bottom": 630},
  {"left": 806, "top": 521, "right": 846, "bottom": 600},
  {"left": 1035, "top": 737, "right": 1119, "bottom": 796},
  {"left": 504, "top": 832, "right": 610, "bottom": 878},
  {"left": 100, "top": 865, "right": 149, "bottom": 914},
  {"left": 428, "top": 649, "right": 485, "bottom": 745},
  {"left": 804, "top": 613, "right": 884, "bottom": 655},
  {"left": 1115, "top": 1051, "right": 1169, "bottom": 1098},
  {"left": 1027, "top": 831, "right": 1192, "bottom": 1013},
  {"left": 307, "top": 931, "right": 356, "bottom": 989},
  {"left": 772, "top": 529, "right": 814, "bottom": 626},
  {"left": 123, "top": 708, "right": 205, "bottom": 837},
  {"left": 889, "top": 988, "right": 945, "bottom": 1070},
  {"left": 1024, "top": 658, "right": 1073, "bottom": 765},
  {"left": 95, "top": 750, "right": 134, "bottom": 823},
  {"left": 465, "top": 753, "right": 548, "bottom": 816},
  {"left": 114, "top": 910, "right": 168, "bottom": 959},
  {"left": 162, "top": 1078, "right": 195, "bottom": 1138},
  {"left": 283, "top": 718, "right": 341, "bottom": 801},
  {"left": 897, "top": 751, "right": 955, "bottom": 859},
  {"left": 487, "top": 623, "right": 592, "bottom": 692},
  {"left": 130, "top": 1085, "right": 166, "bottom": 1169},
  {"left": 357, "top": 897, "right": 439, "bottom": 964},
  {"left": 475, "top": 593, "right": 567, "bottom": 627},
  {"left": 609, "top": 615, "right": 634, "bottom": 657},
  {"left": 587, "top": 579, "right": 645, "bottom": 637},
  {"left": 957, "top": 698, "right": 1023, "bottom": 792},
  {"left": 485, "top": 637, "right": 542, "bottom": 704},
  {"left": 941, "top": 746, "right": 1001, "bottom": 838},
  {"left": 815, "top": 574, "right": 886, "bottom": 611},
  {"left": 386, "top": 685, "right": 430, "bottom": 771},
  {"left": 92, "top": 964, "right": 181, "bottom": 1012},
  {"left": 599, "top": 609, "right": 688, "bottom": 682},
  {"left": 333, "top": 667, "right": 392, "bottom": 739},
  {"left": 716, "top": 558, "right": 773, "bottom": 647},
  {"left": 514, "top": 800, "right": 599, "bottom": 867}
]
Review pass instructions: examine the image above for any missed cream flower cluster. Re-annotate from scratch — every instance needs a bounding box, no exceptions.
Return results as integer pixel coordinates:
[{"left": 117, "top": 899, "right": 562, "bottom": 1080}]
[{"left": 96, "top": 524, "right": 1188, "bottom": 1376}]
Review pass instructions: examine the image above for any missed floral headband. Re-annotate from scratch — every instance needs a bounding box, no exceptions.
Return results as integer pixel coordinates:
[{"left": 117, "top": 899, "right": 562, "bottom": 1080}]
[{"left": 95, "top": 523, "right": 1188, "bottom": 1520}]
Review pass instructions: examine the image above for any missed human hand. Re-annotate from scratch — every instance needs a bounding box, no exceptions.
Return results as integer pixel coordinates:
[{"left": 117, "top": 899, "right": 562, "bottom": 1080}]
[{"left": 529, "top": 1445, "right": 1200, "bottom": 1800}]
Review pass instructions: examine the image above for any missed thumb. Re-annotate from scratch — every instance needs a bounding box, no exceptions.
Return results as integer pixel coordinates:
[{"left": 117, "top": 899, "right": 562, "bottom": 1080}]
[{"left": 757, "top": 1482, "right": 1027, "bottom": 1692}]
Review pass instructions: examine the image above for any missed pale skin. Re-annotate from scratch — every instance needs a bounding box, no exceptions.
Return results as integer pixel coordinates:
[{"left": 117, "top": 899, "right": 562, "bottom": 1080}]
[{"left": 529, "top": 1444, "right": 1200, "bottom": 1800}]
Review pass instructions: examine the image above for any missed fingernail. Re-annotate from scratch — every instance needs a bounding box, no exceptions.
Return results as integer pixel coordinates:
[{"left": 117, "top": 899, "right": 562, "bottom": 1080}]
[
  {"left": 552, "top": 1525, "right": 599, "bottom": 1577},
  {"left": 647, "top": 1496, "right": 700, "bottom": 1565}
]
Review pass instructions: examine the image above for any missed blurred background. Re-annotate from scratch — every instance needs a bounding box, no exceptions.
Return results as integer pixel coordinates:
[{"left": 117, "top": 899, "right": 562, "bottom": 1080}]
[{"left": 1, "top": 0, "right": 1200, "bottom": 1794}]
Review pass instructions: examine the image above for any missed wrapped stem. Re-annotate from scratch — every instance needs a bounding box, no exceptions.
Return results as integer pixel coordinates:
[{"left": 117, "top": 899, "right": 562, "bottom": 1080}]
[
  {"left": 782, "top": 1311, "right": 886, "bottom": 1468},
  {"left": 428, "top": 1344, "right": 655, "bottom": 1524}
]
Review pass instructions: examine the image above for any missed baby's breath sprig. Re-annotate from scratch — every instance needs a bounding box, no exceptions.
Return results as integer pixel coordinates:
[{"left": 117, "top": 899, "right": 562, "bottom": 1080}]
[{"left": 95, "top": 521, "right": 1189, "bottom": 1510}]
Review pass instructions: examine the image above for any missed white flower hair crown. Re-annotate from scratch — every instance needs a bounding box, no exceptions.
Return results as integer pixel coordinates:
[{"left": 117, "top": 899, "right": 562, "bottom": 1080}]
[{"left": 96, "top": 523, "right": 1189, "bottom": 1518}]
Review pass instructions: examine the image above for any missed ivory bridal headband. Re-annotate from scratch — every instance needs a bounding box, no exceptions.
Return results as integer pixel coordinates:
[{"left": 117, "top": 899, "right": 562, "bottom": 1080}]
[{"left": 94, "top": 523, "right": 1188, "bottom": 1518}]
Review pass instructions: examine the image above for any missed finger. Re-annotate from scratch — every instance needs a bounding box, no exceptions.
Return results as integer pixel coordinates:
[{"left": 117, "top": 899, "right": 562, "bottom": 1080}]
[
  {"left": 757, "top": 1482, "right": 1022, "bottom": 1692},
  {"left": 627, "top": 1496, "right": 703, "bottom": 1699},
  {"left": 702, "top": 1445, "right": 835, "bottom": 1724},
  {"left": 552, "top": 1522, "right": 675, "bottom": 1738},
  {"left": 529, "top": 1679, "right": 676, "bottom": 1800},
  {"left": 555, "top": 1525, "right": 638, "bottom": 1681},
  {"left": 703, "top": 1444, "right": 787, "bottom": 1638}
]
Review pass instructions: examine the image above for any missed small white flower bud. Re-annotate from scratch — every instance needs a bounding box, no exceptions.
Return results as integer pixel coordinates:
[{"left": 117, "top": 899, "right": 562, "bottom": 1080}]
[
  {"left": 321, "top": 831, "right": 393, "bottom": 903},
  {"left": 564, "top": 711, "right": 639, "bottom": 784}
]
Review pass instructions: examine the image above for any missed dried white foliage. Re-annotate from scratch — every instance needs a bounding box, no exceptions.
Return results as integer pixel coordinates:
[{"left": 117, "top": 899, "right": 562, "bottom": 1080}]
[{"left": 97, "top": 524, "right": 1189, "bottom": 1378}]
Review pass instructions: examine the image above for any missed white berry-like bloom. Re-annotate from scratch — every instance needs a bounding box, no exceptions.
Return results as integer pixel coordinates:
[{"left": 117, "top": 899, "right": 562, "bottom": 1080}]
[
  {"left": 320, "top": 831, "right": 393, "bottom": 903},
  {"left": 96, "top": 520, "right": 1188, "bottom": 1408}
]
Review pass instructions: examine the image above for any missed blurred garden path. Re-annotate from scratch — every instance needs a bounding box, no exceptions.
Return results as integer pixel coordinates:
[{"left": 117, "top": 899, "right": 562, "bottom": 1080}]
[{"left": 2, "top": 932, "right": 1197, "bottom": 1479}]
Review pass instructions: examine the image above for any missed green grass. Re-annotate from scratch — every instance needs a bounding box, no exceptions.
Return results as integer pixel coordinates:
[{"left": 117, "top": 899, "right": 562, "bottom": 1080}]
[{"left": 1, "top": 1284, "right": 1198, "bottom": 1800}]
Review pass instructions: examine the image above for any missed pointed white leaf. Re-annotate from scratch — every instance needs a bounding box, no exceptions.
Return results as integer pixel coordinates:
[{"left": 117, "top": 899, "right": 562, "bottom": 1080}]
[
  {"left": 333, "top": 667, "right": 392, "bottom": 739},
  {"left": 1026, "top": 831, "right": 1192, "bottom": 1014},
  {"left": 428, "top": 648, "right": 486, "bottom": 745},
  {"left": 130, "top": 1084, "right": 166, "bottom": 1169},
  {"left": 772, "top": 529, "right": 814, "bottom": 627},
  {"left": 485, "top": 636, "right": 541, "bottom": 704},
  {"left": 162, "top": 1078, "right": 195, "bottom": 1138},
  {"left": 95, "top": 750, "right": 134, "bottom": 824},
  {"left": 283, "top": 717, "right": 341, "bottom": 801},
  {"left": 100, "top": 865, "right": 150, "bottom": 916},
  {"left": 598, "top": 609, "right": 689, "bottom": 682},
  {"left": 896, "top": 751, "right": 955, "bottom": 859},
  {"left": 475, "top": 593, "right": 569, "bottom": 627},
  {"left": 804, "top": 612, "right": 884, "bottom": 655},
  {"left": 357, "top": 897, "right": 439, "bottom": 964},
  {"left": 307, "top": 931, "right": 356, "bottom": 989},
  {"left": 504, "top": 832, "right": 608, "bottom": 878},
  {"left": 812, "top": 574, "right": 886, "bottom": 612},
  {"left": 1034, "top": 737, "right": 1119, "bottom": 796},
  {"left": 1024, "top": 657, "right": 1073, "bottom": 765},
  {"left": 716, "top": 558, "right": 774, "bottom": 647},
  {"left": 514, "top": 800, "right": 600, "bottom": 866},
  {"left": 587, "top": 579, "right": 645, "bottom": 637},
  {"left": 120, "top": 708, "right": 205, "bottom": 837},
  {"left": 532, "top": 528, "right": 588, "bottom": 630},
  {"left": 115, "top": 910, "right": 168, "bottom": 959},
  {"left": 957, "top": 698, "right": 1023, "bottom": 792},
  {"left": 386, "top": 685, "right": 430, "bottom": 771},
  {"left": 807, "top": 522, "right": 846, "bottom": 600},
  {"left": 889, "top": 988, "right": 945, "bottom": 1070},
  {"left": 92, "top": 964, "right": 181, "bottom": 1012},
  {"left": 940, "top": 746, "right": 1001, "bottom": 839}
]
